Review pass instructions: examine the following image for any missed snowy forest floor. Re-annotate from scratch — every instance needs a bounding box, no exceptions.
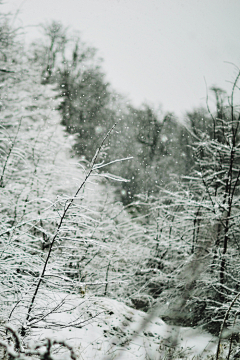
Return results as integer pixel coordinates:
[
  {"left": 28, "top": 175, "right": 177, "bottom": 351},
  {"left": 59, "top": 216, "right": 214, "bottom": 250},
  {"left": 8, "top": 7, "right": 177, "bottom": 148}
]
[{"left": 26, "top": 293, "right": 219, "bottom": 360}]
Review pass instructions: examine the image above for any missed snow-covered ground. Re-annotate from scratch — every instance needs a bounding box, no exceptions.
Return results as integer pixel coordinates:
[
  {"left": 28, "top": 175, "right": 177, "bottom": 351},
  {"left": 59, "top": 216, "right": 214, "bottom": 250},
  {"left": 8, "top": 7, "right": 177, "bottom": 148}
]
[{"left": 27, "top": 294, "right": 219, "bottom": 360}]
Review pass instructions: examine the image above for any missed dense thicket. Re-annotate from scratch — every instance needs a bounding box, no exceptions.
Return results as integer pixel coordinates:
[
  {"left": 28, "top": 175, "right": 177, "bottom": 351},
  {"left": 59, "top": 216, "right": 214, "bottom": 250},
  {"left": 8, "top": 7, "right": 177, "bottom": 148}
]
[
  {"left": 0, "top": 14, "right": 156, "bottom": 353},
  {"left": 2, "top": 9, "right": 240, "bottom": 360},
  {"left": 136, "top": 79, "right": 240, "bottom": 339},
  {"left": 31, "top": 20, "right": 240, "bottom": 342}
]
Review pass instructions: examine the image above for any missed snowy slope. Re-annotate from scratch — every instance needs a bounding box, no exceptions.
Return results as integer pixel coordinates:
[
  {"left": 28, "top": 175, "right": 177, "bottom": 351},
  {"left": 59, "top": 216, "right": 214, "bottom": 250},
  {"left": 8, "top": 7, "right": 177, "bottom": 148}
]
[{"left": 28, "top": 294, "right": 218, "bottom": 360}]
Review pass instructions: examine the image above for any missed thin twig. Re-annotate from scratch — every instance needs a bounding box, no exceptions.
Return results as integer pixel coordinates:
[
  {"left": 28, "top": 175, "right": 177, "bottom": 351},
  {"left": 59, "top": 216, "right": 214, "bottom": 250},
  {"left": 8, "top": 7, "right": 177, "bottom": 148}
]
[
  {"left": 25, "top": 123, "right": 117, "bottom": 324},
  {"left": 216, "top": 291, "right": 240, "bottom": 360}
]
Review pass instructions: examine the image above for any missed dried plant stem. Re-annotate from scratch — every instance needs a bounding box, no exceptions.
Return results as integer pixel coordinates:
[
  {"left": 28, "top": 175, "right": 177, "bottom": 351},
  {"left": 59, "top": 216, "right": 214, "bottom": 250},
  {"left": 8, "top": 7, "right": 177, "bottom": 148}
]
[
  {"left": 25, "top": 123, "right": 117, "bottom": 325},
  {"left": 0, "top": 118, "right": 22, "bottom": 188},
  {"left": 216, "top": 291, "right": 240, "bottom": 360}
]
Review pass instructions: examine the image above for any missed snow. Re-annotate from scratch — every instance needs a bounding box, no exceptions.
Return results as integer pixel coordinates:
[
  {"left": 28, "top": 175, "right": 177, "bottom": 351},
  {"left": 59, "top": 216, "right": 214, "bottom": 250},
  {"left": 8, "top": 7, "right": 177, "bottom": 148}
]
[{"left": 28, "top": 294, "right": 218, "bottom": 360}]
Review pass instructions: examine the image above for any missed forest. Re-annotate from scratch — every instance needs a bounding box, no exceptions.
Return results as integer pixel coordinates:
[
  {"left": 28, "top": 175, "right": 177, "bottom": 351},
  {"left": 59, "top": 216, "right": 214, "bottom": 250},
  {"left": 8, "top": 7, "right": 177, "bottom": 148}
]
[{"left": 1, "top": 6, "right": 240, "bottom": 360}]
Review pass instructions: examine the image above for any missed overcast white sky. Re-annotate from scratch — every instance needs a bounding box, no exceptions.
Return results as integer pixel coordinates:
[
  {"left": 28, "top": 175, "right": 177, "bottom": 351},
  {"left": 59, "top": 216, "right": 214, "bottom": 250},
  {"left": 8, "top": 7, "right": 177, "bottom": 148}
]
[{"left": 2, "top": 0, "right": 240, "bottom": 118}]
